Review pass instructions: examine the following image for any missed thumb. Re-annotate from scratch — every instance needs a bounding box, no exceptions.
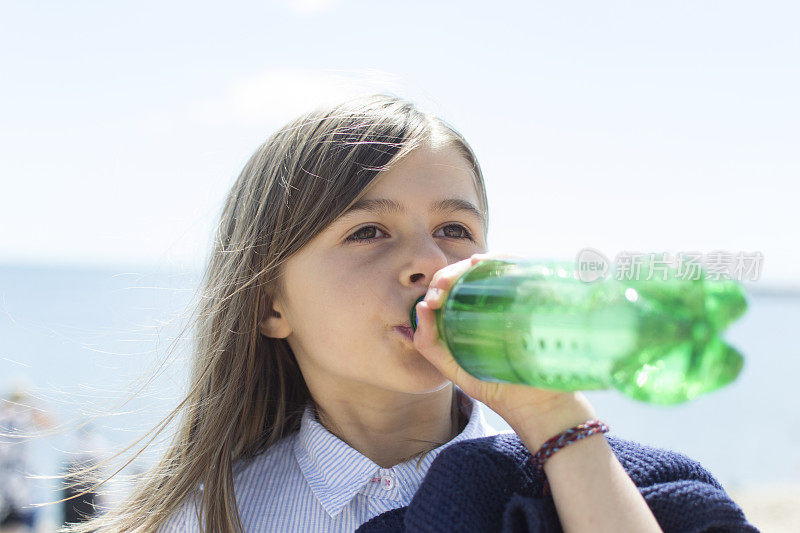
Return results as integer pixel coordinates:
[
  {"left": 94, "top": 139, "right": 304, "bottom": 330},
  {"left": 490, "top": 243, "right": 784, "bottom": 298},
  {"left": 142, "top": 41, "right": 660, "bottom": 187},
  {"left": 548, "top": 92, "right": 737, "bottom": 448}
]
[
  {"left": 413, "top": 300, "right": 480, "bottom": 391},
  {"left": 414, "top": 300, "right": 452, "bottom": 368}
]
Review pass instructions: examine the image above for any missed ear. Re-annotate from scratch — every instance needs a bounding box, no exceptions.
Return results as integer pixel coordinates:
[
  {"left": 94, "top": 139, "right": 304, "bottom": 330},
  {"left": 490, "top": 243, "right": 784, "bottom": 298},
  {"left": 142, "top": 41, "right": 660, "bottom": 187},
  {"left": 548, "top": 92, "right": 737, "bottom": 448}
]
[{"left": 258, "top": 294, "right": 292, "bottom": 339}]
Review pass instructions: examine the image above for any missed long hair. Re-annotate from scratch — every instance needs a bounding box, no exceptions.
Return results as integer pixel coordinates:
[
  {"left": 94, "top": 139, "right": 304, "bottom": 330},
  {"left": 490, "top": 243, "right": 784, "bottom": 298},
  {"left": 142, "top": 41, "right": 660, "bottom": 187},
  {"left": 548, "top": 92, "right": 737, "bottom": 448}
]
[{"left": 67, "top": 93, "right": 489, "bottom": 532}]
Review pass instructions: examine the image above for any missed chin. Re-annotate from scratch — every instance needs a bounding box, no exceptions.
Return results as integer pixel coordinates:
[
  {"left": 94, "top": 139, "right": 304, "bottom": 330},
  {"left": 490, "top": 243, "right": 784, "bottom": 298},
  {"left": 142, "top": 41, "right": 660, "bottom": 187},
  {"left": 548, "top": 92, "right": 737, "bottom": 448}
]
[{"left": 396, "top": 358, "right": 451, "bottom": 393}]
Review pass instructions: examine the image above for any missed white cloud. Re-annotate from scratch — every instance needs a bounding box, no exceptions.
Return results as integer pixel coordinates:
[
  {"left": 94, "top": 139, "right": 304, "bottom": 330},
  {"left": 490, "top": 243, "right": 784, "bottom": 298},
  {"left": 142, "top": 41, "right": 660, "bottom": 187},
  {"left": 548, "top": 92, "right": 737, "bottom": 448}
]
[
  {"left": 286, "top": 0, "right": 342, "bottom": 15},
  {"left": 195, "top": 68, "right": 408, "bottom": 127}
]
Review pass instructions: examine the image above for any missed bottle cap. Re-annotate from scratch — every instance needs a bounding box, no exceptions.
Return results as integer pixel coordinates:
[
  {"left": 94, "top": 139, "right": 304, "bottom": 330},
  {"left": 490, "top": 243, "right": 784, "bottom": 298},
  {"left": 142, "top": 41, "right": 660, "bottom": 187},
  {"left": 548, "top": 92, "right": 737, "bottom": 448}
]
[{"left": 410, "top": 295, "right": 425, "bottom": 332}]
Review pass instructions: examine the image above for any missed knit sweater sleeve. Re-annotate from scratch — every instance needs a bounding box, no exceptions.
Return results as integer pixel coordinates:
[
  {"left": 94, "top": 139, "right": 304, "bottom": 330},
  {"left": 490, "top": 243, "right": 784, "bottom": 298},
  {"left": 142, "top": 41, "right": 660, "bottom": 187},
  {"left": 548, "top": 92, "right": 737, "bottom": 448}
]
[
  {"left": 356, "top": 433, "right": 759, "bottom": 533},
  {"left": 605, "top": 436, "right": 758, "bottom": 532},
  {"left": 501, "top": 435, "right": 759, "bottom": 533}
]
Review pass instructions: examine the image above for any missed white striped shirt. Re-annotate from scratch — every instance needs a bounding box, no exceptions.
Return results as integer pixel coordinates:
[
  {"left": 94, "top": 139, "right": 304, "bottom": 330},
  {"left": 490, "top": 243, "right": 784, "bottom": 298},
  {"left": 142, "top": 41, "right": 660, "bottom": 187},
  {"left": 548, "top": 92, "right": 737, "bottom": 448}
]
[{"left": 158, "top": 390, "right": 499, "bottom": 532}]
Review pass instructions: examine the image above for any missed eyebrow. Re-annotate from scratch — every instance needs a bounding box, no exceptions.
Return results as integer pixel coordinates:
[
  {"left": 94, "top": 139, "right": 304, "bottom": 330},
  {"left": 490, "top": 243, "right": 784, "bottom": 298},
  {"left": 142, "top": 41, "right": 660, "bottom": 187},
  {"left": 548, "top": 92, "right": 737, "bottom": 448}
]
[{"left": 339, "top": 197, "right": 487, "bottom": 227}]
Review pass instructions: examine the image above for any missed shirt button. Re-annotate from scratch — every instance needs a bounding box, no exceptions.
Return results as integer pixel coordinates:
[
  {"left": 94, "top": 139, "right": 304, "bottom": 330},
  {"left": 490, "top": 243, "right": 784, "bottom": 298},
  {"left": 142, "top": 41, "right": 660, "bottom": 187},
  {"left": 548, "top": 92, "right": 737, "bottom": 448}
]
[{"left": 382, "top": 475, "right": 394, "bottom": 490}]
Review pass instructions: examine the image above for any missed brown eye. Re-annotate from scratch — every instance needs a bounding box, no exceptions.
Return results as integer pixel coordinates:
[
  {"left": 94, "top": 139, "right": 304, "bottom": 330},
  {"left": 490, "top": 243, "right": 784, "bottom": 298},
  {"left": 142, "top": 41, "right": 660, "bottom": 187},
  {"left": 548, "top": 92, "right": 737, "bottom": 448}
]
[
  {"left": 344, "top": 223, "right": 475, "bottom": 245},
  {"left": 345, "top": 225, "right": 387, "bottom": 243},
  {"left": 438, "top": 224, "right": 474, "bottom": 241}
]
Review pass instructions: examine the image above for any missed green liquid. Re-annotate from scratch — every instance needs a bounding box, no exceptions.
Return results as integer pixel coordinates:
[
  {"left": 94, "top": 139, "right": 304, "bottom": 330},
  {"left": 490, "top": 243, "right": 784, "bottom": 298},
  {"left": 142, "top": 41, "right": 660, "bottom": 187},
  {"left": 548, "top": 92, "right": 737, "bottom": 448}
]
[{"left": 412, "top": 258, "right": 747, "bottom": 405}]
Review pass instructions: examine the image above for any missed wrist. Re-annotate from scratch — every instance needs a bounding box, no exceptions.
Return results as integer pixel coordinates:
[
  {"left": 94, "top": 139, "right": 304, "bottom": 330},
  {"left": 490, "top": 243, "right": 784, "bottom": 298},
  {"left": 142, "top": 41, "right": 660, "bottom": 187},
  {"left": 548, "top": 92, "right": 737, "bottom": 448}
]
[{"left": 504, "top": 392, "right": 598, "bottom": 451}]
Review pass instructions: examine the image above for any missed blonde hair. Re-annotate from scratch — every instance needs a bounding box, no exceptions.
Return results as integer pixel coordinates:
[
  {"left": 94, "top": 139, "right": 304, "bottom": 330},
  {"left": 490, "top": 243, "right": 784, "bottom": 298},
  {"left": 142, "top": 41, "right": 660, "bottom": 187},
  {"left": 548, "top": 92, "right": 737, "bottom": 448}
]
[{"left": 67, "top": 93, "right": 489, "bottom": 532}]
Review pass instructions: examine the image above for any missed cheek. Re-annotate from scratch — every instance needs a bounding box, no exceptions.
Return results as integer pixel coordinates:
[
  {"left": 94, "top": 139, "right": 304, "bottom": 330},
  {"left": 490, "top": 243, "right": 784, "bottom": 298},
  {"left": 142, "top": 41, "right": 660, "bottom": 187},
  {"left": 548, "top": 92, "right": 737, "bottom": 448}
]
[
  {"left": 283, "top": 253, "right": 393, "bottom": 363},
  {"left": 289, "top": 276, "right": 378, "bottom": 358}
]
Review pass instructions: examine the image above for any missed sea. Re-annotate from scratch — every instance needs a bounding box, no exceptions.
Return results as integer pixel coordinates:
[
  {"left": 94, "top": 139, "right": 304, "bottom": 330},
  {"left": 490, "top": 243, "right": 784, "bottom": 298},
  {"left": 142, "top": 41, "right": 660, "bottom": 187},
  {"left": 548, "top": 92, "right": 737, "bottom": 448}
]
[{"left": 1, "top": 263, "right": 798, "bottom": 529}]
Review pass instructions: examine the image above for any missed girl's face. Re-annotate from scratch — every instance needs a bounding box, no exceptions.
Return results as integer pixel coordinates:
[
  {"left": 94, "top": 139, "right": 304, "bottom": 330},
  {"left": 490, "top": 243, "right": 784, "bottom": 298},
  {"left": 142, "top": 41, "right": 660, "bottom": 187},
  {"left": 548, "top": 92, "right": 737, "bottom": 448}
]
[{"left": 261, "top": 144, "right": 488, "bottom": 397}]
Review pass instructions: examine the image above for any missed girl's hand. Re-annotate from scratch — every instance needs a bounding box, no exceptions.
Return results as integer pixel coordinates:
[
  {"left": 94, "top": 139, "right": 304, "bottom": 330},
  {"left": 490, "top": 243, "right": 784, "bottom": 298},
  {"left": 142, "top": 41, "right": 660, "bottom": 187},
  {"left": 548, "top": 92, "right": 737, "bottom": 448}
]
[
  {"left": 413, "top": 252, "right": 597, "bottom": 448},
  {"left": 416, "top": 254, "right": 663, "bottom": 532}
]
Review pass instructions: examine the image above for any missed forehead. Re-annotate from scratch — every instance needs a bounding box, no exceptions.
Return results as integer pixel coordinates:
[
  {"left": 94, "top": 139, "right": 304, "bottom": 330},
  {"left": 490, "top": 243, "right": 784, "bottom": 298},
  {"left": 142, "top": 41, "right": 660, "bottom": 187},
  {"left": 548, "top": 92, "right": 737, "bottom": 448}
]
[
  {"left": 334, "top": 145, "right": 486, "bottom": 229},
  {"left": 364, "top": 145, "right": 479, "bottom": 200}
]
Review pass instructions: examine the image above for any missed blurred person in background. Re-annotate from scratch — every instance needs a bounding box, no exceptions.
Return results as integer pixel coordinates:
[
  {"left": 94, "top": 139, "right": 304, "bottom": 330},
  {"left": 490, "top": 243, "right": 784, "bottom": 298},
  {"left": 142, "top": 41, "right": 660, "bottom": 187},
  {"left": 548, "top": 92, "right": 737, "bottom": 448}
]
[
  {"left": 61, "top": 422, "right": 109, "bottom": 527},
  {"left": 0, "top": 381, "right": 54, "bottom": 533}
]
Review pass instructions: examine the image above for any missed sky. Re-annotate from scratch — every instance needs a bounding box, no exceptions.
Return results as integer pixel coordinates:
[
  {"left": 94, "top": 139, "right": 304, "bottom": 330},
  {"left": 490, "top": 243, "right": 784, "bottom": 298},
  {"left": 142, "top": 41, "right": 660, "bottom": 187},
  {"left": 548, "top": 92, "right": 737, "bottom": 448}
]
[{"left": 1, "top": 0, "right": 798, "bottom": 287}]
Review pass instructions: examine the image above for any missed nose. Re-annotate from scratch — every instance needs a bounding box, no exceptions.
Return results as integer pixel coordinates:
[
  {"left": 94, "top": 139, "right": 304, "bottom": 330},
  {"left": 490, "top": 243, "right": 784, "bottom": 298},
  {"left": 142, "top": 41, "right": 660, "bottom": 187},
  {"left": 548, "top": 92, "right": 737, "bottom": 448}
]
[{"left": 399, "top": 236, "right": 450, "bottom": 289}]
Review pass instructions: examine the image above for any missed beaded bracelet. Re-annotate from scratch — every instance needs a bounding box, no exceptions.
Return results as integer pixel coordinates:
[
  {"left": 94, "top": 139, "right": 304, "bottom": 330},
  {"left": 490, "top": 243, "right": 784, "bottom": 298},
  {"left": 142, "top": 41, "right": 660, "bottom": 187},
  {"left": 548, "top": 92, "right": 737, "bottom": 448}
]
[{"left": 531, "top": 419, "right": 610, "bottom": 496}]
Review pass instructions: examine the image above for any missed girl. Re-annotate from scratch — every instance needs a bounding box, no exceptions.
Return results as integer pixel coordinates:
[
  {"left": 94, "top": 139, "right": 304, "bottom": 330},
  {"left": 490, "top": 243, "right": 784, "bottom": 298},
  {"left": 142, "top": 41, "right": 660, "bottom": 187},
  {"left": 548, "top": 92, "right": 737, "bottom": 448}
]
[{"left": 69, "top": 93, "right": 755, "bottom": 532}]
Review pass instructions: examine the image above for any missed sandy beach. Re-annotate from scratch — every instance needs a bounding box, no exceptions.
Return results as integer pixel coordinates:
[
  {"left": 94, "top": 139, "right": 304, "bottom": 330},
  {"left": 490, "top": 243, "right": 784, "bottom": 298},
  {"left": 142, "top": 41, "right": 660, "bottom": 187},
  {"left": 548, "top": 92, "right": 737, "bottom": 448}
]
[{"left": 728, "top": 483, "right": 800, "bottom": 532}]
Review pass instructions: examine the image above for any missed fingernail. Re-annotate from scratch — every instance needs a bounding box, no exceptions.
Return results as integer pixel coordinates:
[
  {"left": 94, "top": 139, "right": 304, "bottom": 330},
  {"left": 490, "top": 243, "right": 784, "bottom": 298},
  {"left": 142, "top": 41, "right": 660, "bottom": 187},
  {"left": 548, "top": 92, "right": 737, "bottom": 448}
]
[{"left": 425, "top": 287, "right": 441, "bottom": 302}]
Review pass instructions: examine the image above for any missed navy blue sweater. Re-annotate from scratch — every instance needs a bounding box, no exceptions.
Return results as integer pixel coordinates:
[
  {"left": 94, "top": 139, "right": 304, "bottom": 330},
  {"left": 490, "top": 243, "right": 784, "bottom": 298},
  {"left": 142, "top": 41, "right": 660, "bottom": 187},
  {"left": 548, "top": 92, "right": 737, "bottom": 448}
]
[{"left": 356, "top": 433, "right": 758, "bottom": 532}]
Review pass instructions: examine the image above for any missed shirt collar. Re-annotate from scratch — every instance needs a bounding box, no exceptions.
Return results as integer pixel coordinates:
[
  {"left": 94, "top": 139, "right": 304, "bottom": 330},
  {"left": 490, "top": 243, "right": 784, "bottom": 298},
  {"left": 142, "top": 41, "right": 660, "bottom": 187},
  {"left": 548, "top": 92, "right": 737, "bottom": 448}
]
[{"left": 293, "top": 388, "right": 496, "bottom": 518}]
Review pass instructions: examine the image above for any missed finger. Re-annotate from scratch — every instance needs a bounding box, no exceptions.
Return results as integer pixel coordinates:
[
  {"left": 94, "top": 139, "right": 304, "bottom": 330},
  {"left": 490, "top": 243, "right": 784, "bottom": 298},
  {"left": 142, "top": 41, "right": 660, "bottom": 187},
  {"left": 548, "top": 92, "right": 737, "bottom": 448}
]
[
  {"left": 471, "top": 251, "right": 525, "bottom": 264},
  {"left": 422, "top": 286, "right": 445, "bottom": 309},
  {"left": 413, "top": 300, "right": 443, "bottom": 352},
  {"left": 413, "top": 300, "right": 465, "bottom": 381},
  {"left": 426, "top": 252, "right": 526, "bottom": 309},
  {"left": 425, "top": 257, "right": 479, "bottom": 309},
  {"left": 429, "top": 257, "right": 472, "bottom": 290},
  {"left": 417, "top": 292, "right": 560, "bottom": 414}
]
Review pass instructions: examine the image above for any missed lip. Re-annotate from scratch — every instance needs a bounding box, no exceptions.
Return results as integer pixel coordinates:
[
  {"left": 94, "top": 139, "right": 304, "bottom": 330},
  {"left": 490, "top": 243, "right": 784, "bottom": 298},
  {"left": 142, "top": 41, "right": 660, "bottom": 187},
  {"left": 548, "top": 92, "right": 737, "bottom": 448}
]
[{"left": 394, "top": 326, "right": 415, "bottom": 343}]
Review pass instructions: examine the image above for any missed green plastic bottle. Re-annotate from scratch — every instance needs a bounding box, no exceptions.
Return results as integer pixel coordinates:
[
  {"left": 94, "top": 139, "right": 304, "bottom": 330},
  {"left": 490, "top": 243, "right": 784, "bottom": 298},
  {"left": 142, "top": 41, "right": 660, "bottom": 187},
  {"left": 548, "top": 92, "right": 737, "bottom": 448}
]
[{"left": 409, "top": 257, "right": 748, "bottom": 405}]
